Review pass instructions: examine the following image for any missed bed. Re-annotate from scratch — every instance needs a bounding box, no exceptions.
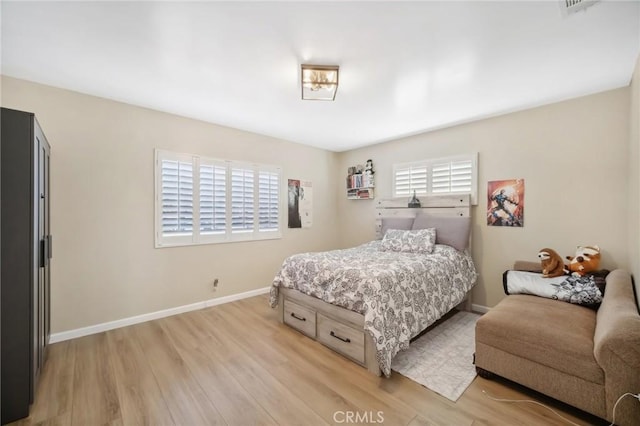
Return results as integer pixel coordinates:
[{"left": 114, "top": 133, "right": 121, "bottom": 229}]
[{"left": 269, "top": 195, "right": 477, "bottom": 376}]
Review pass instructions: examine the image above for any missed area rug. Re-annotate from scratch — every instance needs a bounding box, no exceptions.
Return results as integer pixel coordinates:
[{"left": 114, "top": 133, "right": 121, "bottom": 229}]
[{"left": 391, "top": 311, "right": 481, "bottom": 402}]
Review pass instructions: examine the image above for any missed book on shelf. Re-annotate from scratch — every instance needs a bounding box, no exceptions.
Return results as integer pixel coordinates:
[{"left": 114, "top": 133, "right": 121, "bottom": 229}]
[
  {"left": 347, "top": 187, "right": 374, "bottom": 199},
  {"left": 346, "top": 173, "right": 373, "bottom": 189}
]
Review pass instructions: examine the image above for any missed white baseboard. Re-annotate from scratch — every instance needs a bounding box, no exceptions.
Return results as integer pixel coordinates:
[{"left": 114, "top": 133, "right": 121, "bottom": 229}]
[
  {"left": 471, "top": 303, "right": 490, "bottom": 314},
  {"left": 49, "top": 287, "right": 271, "bottom": 344}
]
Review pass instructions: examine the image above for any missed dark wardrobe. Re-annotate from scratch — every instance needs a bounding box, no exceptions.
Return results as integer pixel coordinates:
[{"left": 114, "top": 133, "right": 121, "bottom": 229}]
[{"left": 1, "top": 108, "right": 52, "bottom": 424}]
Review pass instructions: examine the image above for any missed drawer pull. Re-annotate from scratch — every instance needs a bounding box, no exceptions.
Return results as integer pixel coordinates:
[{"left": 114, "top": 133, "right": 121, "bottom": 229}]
[
  {"left": 330, "top": 331, "right": 351, "bottom": 343},
  {"left": 290, "top": 312, "right": 306, "bottom": 322}
]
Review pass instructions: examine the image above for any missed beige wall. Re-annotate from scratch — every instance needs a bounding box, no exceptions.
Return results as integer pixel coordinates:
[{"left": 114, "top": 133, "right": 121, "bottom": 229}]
[
  {"left": 630, "top": 55, "right": 640, "bottom": 306},
  {"left": 1, "top": 76, "right": 340, "bottom": 333},
  {"left": 337, "top": 88, "right": 630, "bottom": 308},
  {"left": 2, "top": 74, "right": 635, "bottom": 333}
]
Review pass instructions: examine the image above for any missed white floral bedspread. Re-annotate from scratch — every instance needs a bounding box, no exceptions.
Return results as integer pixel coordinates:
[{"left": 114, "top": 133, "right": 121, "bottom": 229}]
[{"left": 269, "top": 241, "right": 477, "bottom": 376}]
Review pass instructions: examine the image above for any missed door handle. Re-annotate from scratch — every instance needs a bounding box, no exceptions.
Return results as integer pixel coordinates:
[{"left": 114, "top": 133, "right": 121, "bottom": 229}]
[{"left": 39, "top": 239, "right": 46, "bottom": 267}]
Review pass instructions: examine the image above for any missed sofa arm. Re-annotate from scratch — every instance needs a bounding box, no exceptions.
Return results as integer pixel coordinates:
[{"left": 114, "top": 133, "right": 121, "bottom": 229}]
[{"left": 593, "top": 269, "right": 640, "bottom": 426}]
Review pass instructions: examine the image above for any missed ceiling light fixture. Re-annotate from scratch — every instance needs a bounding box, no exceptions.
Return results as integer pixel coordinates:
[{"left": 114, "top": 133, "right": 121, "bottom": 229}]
[{"left": 301, "top": 64, "right": 339, "bottom": 101}]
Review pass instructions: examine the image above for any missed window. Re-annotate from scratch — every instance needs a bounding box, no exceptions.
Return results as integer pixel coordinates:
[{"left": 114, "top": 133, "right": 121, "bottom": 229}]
[
  {"left": 393, "top": 153, "right": 478, "bottom": 204},
  {"left": 155, "top": 150, "right": 282, "bottom": 247}
]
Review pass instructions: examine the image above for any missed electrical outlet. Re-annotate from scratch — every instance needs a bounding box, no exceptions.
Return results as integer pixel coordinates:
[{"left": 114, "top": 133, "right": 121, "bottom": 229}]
[{"left": 212, "top": 278, "right": 219, "bottom": 292}]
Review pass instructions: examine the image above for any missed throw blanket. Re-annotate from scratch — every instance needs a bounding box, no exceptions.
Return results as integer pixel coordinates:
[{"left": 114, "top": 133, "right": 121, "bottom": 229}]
[
  {"left": 270, "top": 241, "right": 477, "bottom": 376},
  {"left": 503, "top": 270, "right": 603, "bottom": 306}
]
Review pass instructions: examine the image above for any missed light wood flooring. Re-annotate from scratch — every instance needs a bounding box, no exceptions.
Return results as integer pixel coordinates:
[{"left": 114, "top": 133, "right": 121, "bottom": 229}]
[{"left": 11, "top": 294, "right": 607, "bottom": 426}]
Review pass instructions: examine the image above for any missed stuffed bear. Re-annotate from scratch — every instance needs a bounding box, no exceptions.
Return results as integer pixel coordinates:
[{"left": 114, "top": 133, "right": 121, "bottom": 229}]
[
  {"left": 566, "top": 245, "right": 601, "bottom": 277},
  {"left": 537, "top": 248, "right": 566, "bottom": 278}
]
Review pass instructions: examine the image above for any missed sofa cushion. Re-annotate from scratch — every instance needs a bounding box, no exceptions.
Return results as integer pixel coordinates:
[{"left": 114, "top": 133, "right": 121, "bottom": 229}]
[{"left": 476, "top": 294, "right": 604, "bottom": 384}]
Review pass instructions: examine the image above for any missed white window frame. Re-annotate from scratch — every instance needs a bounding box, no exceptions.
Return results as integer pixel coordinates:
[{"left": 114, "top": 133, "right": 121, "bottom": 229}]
[
  {"left": 155, "top": 149, "right": 282, "bottom": 248},
  {"left": 392, "top": 153, "right": 478, "bottom": 205}
]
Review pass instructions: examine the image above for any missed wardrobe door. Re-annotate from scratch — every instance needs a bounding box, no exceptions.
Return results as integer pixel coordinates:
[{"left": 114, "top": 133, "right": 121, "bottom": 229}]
[
  {"left": 1, "top": 108, "right": 33, "bottom": 424},
  {"left": 33, "top": 123, "right": 50, "bottom": 398},
  {"left": 44, "top": 138, "right": 51, "bottom": 349},
  {"left": 1, "top": 108, "right": 51, "bottom": 423}
]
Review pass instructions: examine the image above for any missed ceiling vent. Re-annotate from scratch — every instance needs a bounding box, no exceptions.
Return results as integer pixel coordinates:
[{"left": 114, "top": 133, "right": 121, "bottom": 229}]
[{"left": 560, "top": 0, "right": 600, "bottom": 15}]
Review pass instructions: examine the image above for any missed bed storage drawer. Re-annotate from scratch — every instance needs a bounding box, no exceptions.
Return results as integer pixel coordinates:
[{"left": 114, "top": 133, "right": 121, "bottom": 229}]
[
  {"left": 317, "top": 313, "right": 365, "bottom": 364},
  {"left": 284, "top": 300, "right": 316, "bottom": 338}
]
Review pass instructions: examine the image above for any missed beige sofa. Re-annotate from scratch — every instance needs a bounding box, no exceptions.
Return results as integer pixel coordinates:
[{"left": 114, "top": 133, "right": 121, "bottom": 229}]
[{"left": 475, "top": 266, "right": 640, "bottom": 425}]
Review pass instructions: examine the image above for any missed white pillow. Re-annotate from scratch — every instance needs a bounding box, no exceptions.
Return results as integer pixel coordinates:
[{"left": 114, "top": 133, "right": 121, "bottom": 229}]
[{"left": 380, "top": 228, "right": 436, "bottom": 254}]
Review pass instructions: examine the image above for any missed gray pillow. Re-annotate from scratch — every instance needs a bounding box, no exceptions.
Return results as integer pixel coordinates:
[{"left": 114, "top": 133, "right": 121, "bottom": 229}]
[
  {"left": 412, "top": 214, "right": 471, "bottom": 251},
  {"left": 380, "top": 217, "right": 414, "bottom": 239}
]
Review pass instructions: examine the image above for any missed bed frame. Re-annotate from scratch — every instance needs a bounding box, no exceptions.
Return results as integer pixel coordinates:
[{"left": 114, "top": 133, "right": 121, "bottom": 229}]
[{"left": 277, "top": 194, "right": 472, "bottom": 376}]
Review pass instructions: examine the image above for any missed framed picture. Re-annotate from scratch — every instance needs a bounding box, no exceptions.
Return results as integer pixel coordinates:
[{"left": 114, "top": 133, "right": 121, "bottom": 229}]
[
  {"left": 288, "top": 179, "right": 302, "bottom": 228},
  {"left": 299, "top": 181, "right": 313, "bottom": 228},
  {"left": 288, "top": 179, "right": 313, "bottom": 228},
  {"left": 487, "top": 179, "right": 524, "bottom": 227}
]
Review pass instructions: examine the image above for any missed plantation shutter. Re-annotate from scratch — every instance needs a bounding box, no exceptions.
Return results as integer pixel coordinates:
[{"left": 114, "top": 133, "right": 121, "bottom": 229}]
[
  {"left": 258, "top": 170, "right": 280, "bottom": 231},
  {"left": 161, "top": 158, "right": 193, "bottom": 235},
  {"left": 231, "top": 167, "right": 254, "bottom": 232},
  {"left": 156, "top": 150, "right": 282, "bottom": 247},
  {"left": 393, "top": 154, "right": 477, "bottom": 203},
  {"left": 450, "top": 160, "right": 473, "bottom": 193},
  {"left": 431, "top": 162, "right": 451, "bottom": 193},
  {"left": 394, "top": 164, "right": 428, "bottom": 196},
  {"left": 199, "top": 162, "right": 227, "bottom": 234}
]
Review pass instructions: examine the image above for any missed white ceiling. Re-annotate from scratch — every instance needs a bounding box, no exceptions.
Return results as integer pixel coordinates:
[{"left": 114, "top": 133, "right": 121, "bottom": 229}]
[{"left": 2, "top": 1, "right": 639, "bottom": 152}]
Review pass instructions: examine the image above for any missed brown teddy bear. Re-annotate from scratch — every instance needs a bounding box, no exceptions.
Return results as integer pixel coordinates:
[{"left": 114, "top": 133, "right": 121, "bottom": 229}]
[
  {"left": 537, "top": 248, "right": 566, "bottom": 278},
  {"left": 566, "top": 245, "right": 601, "bottom": 277}
]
